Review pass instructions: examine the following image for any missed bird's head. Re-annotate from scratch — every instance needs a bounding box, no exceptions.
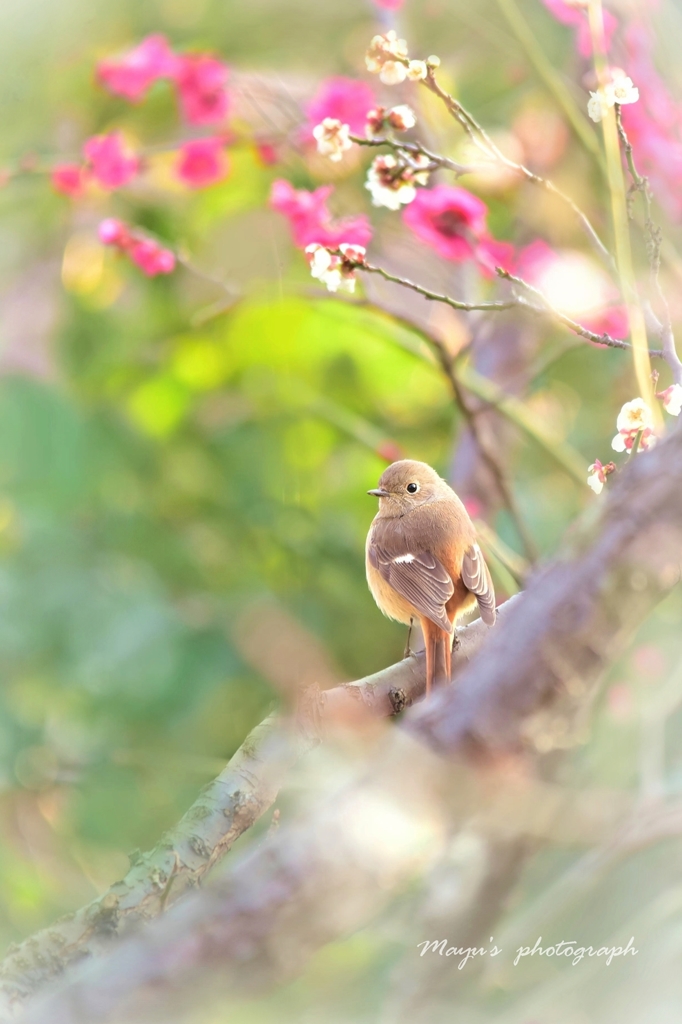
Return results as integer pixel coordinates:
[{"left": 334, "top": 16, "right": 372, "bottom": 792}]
[{"left": 368, "top": 459, "right": 448, "bottom": 515}]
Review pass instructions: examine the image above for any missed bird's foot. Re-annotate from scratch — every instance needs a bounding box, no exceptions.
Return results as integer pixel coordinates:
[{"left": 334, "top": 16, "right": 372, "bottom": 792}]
[{"left": 403, "top": 617, "right": 415, "bottom": 659}]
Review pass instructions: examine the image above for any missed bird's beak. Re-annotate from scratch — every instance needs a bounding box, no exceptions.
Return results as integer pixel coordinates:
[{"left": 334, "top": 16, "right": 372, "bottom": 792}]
[{"left": 367, "top": 488, "right": 390, "bottom": 497}]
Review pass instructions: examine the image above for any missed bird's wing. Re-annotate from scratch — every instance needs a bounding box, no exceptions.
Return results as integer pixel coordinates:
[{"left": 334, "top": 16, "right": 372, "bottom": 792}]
[
  {"left": 461, "top": 542, "right": 496, "bottom": 625},
  {"left": 368, "top": 531, "right": 454, "bottom": 634}
]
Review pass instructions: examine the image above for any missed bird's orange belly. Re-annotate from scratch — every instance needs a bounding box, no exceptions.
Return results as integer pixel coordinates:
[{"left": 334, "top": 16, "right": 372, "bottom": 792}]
[{"left": 366, "top": 558, "right": 416, "bottom": 625}]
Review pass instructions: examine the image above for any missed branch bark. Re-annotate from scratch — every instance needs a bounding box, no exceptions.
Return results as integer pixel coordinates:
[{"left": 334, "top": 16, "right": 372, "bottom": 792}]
[
  {"left": 10, "top": 428, "right": 682, "bottom": 1024},
  {"left": 0, "top": 607, "right": 506, "bottom": 1017}
]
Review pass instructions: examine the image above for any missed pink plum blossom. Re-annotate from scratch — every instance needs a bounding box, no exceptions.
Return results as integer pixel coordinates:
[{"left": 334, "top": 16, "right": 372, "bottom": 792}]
[
  {"left": 83, "top": 132, "right": 139, "bottom": 190},
  {"left": 97, "top": 35, "right": 177, "bottom": 103},
  {"left": 587, "top": 458, "right": 615, "bottom": 494},
  {"left": 175, "top": 137, "right": 229, "bottom": 188},
  {"left": 607, "top": 683, "right": 634, "bottom": 721},
  {"left": 255, "top": 142, "right": 279, "bottom": 166},
  {"left": 620, "top": 24, "right": 682, "bottom": 220},
  {"left": 270, "top": 179, "right": 372, "bottom": 250},
  {"left": 373, "top": 0, "right": 405, "bottom": 9},
  {"left": 98, "top": 218, "right": 129, "bottom": 246},
  {"left": 51, "top": 163, "right": 87, "bottom": 198},
  {"left": 305, "top": 78, "right": 376, "bottom": 138},
  {"left": 376, "top": 440, "right": 404, "bottom": 463},
  {"left": 657, "top": 383, "right": 682, "bottom": 417},
  {"left": 173, "top": 54, "right": 230, "bottom": 126},
  {"left": 98, "top": 218, "right": 176, "bottom": 277},
  {"left": 540, "top": 0, "right": 617, "bottom": 59},
  {"left": 631, "top": 645, "right": 667, "bottom": 679},
  {"left": 402, "top": 184, "right": 514, "bottom": 275},
  {"left": 129, "top": 239, "right": 176, "bottom": 276}
]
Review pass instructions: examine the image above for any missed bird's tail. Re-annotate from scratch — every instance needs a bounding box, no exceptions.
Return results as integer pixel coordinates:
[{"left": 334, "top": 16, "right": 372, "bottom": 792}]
[{"left": 422, "top": 620, "right": 452, "bottom": 696}]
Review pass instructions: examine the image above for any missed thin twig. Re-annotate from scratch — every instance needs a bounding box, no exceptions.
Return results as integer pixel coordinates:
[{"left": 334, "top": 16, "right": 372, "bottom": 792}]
[
  {"left": 615, "top": 105, "right": 682, "bottom": 388},
  {"left": 349, "top": 133, "right": 475, "bottom": 176},
  {"left": 443, "top": 364, "right": 539, "bottom": 562},
  {"left": 493, "top": 266, "right": 662, "bottom": 355},
  {"left": 420, "top": 67, "right": 615, "bottom": 272},
  {"left": 352, "top": 259, "right": 662, "bottom": 357},
  {"left": 311, "top": 293, "right": 587, "bottom": 481},
  {"left": 358, "top": 260, "right": 521, "bottom": 313},
  {"left": 493, "top": 0, "right": 606, "bottom": 172},
  {"left": 176, "top": 253, "right": 240, "bottom": 301}
]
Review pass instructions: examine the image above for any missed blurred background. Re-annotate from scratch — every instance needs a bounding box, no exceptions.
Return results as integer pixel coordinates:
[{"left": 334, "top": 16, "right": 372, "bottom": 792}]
[{"left": 1, "top": 0, "right": 682, "bottom": 1021}]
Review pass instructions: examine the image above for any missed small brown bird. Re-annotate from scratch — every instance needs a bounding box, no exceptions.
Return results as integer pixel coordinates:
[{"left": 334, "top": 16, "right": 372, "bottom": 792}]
[{"left": 366, "top": 459, "right": 496, "bottom": 695}]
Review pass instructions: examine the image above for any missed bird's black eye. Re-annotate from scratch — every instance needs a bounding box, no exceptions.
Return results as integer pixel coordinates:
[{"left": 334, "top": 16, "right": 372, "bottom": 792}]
[{"left": 406, "top": 482, "right": 419, "bottom": 494}]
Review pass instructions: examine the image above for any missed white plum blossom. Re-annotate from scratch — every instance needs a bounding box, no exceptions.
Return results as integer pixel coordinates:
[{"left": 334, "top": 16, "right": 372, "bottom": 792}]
[
  {"left": 588, "top": 90, "right": 610, "bottom": 123},
  {"left": 616, "top": 397, "right": 654, "bottom": 433},
  {"left": 366, "top": 31, "right": 409, "bottom": 85},
  {"left": 305, "top": 243, "right": 365, "bottom": 294},
  {"left": 312, "top": 118, "right": 352, "bottom": 162},
  {"left": 366, "top": 31, "right": 408, "bottom": 70},
  {"left": 658, "top": 382, "right": 682, "bottom": 416},
  {"left": 605, "top": 70, "right": 639, "bottom": 107},
  {"left": 338, "top": 242, "right": 367, "bottom": 264},
  {"left": 306, "top": 244, "right": 343, "bottom": 292},
  {"left": 365, "top": 34, "right": 440, "bottom": 85},
  {"left": 365, "top": 153, "right": 430, "bottom": 210},
  {"left": 366, "top": 107, "right": 387, "bottom": 137},
  {"left": 611, "top": 397, "right": 656, "bottom": 453},
  {"left": 407, "top": 60, "right": 428, "bottom": 81},
  {"left": 587, "top": 469, "right": 604, "bottom": 494},
  {"left": 588, "top": 69, "right": 639, "bottom": 122},
  {"left": 366, "top": 105, "right": 417, "bottom": 137},
  {"left": 380, "top": 61, "right": 407, "bottom": 85},
  {"left": 387, "top": 105, "right": 417, "bottom": 131}
]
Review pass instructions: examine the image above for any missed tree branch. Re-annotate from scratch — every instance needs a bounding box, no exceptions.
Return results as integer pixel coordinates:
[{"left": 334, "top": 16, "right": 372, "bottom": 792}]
[
  {"left": 420, "top": 67, "right": 615, "bottom": 271},
  {"left": 349, "top": 133, "right": 475, "bottom": 176},
  {"left": 11, "top": 427, "right": 682, "bottom": 1024},
  {"left": 0, "top": 607, "right": 508, "bottom": 1016},
  {"left": 353, "top": 259, "right": 662, "bottom": 357}
]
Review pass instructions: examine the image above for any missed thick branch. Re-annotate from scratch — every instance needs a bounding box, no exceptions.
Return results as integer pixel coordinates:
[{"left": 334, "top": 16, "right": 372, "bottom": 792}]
[
  {"left": 12, "top": 429, "right": 682, "bottom": 1024},
  {"left": 0, "top": 608, "right": 506, "bottom": 1016}
]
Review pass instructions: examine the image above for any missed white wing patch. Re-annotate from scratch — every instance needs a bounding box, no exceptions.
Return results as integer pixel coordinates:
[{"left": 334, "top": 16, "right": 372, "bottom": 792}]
[{"left": 394, "top": 554, "right": 415, "bottom": 563}]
